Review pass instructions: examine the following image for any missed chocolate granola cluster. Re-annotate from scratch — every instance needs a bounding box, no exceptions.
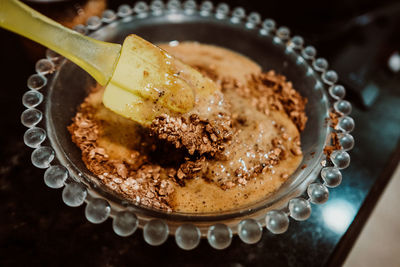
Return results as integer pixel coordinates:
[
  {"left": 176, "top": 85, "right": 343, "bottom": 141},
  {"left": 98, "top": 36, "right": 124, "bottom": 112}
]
[{"left": 150, "top": 113, "right": 233, "bottom": 156}]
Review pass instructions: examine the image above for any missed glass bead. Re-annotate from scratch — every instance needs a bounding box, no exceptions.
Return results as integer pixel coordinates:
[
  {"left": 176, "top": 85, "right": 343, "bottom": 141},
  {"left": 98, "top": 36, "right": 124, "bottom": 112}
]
[
  {"left": 31, "top": 146, "right": 54, "bottom": 169},
  {"left": 113, "top": 211, "right": 139, "bottom": 237},
  {"left": 143, "top": 220, "right": 169, "bottom": 246},
  {"left": 334, "top": 100, "right": 352, "bottom": 115},
  {"left": 102, "top": 10, "right": 117, "bottom": 23},
  {"left": 207, "top": 224, "right": 232, "bottom": 249},
  {"left": 62, "top": 182, "right": 87, "bottom": 207},
  {"left": 24, "top": 127, "right": 46, "bottom": 148},
  {"left": 86, "top": 16, "right": 102, "bottom": 30},
  {"left": 35, "top": 59, "right": 55, "bottom": 75},
  {"left": 289, "top": 198, "right": 311, "bottom": 221},
  {"left": 307, "top": 183, "right": 329, "bottom": 204},
  {"left": 183, "top": 0, "right": 196, "bottom": 13},
  {"left": 238, "top": 219, "right": 262, "bottom": 244},
  {"left": 265, "top": 210, "right": 289, "bottom": 234},
  {"left": 289, "top": 36, "right": 304, "bottom": 50},
  {"left": 330, "top": 150, "right": 351, "bottom": 169},
  {"left": 45, "top": 49, "right": 63, "bottom": 66},
  {"left": 321, "top": 166, "right": 342, "bottom": 187},
  {"left": 167, "top": 0, "right": 181, "bottom": 11},
  {"left": 134, "top": 1, "right": 149, "bottom": 15},
  {"left": 22, "top": 90, "right": 43, "bottom": 108},
  {"left": 175, "top": 224, "right": 201, "bottom": 250},
  {"left": 215, "top": 3, "right": 229, "bottom": 19},
  {"left": 44, "top": 165, "right": 68, "bottom": 189},
  {"left": 338, "top": 116, "right": 355, "bottom": 133},
  {"left": 73, "top": 24, "right": 88, "bottom": 35},
  {"left": 302, "top": 46, "right": 316, "bottom": 60},
  {"left": 85, "top": 198, "right": 111, "bottom": 224},
  {"left": 200, "top": 1, "right": 213, "bottom": 16},
  {"left": 246, "top": 12, "right": 261, "bottom": 28},
  {"left": 338, "top": 133, "right": 355, "bottom": 151},
  {"left": 262, "top": 19, "right": 276, "bottom": 32},
  {"left": 313, "top": 58, "right": 328, "bottom": 72},
  {"left": 231, "top": 7, "right": 245, "bottom": 23},
  {"left": 329, "top": 85, "right": 346, "bottom": 99},
  {"left": 27, "top": 74, "right": 47, "bottom": 90},
  {"left": 117, "top": 4, "right": 133, "bottom": 17},
  {"left": 276, "top": 26, "right": 290, "bottom": 41},
  {"left": 21, "top": 108, "right": 42, "bottom": 127},
  {"left": 322, "top": 70, "right": 339, "bottom": 85}
]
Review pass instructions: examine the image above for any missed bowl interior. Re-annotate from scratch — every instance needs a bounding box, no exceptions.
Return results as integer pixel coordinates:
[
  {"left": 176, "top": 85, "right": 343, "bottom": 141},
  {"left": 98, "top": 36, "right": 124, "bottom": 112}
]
[{"left": 46, "top": 15, "right": 330, "bottom": 218}]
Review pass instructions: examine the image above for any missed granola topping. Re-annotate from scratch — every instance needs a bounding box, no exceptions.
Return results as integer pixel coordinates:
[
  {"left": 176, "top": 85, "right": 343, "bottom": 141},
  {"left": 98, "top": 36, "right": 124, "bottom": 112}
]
[{"left": 68, "top": 42, "right": 308, "bottom": 212}]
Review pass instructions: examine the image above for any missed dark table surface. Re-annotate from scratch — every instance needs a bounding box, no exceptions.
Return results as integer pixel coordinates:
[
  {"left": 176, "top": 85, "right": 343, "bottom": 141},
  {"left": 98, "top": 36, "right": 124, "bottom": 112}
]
[{"left": 1, "top": 1, "right": 400, "bottom": 266}]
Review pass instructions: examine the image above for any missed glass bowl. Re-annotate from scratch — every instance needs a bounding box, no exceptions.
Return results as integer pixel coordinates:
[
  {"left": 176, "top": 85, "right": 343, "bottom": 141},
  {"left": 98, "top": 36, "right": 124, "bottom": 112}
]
[{"left": 21, "top": 0, "right": 355, "bottom": 250}]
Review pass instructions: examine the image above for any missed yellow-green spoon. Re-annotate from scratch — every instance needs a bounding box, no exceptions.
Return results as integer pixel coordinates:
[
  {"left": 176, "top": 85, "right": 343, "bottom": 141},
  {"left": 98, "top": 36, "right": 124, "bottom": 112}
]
[{"left": 0, "top": 0, "right": 218, "bottom": 125}]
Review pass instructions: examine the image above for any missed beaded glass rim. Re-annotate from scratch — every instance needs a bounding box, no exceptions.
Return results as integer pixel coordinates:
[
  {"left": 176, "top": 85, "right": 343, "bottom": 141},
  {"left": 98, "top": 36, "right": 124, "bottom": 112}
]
[{"left": 21, "top": 0, "right": 355, "bottom": 250}]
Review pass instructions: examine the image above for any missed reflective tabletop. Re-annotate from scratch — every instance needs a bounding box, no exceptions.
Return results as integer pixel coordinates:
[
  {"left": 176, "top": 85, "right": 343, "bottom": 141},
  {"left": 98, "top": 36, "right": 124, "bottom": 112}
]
[{"left": 1, "top": 0, "right": 400, "bottom": 266}]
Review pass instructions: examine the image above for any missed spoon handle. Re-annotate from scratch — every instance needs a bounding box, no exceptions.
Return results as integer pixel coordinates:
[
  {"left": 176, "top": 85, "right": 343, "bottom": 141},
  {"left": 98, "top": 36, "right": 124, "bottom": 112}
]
[{"left": 0, "top": 0, "right": 121, "bottom": 85}]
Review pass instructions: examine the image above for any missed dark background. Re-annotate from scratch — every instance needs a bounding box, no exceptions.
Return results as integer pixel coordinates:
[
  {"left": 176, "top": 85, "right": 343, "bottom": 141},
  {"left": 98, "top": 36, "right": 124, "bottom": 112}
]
[{"left": 1, "top": 0, "right": 400, "bottom": 266}]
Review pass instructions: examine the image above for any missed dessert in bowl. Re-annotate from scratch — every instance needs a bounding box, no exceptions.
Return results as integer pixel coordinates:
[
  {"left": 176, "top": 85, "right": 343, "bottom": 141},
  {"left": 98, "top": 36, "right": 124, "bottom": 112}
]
[
  {"left": 21, "top": 1, "right": 354, "bottom": 249},
  {"left": 68, "top": 41, "right": 308, "bottom": 213}
]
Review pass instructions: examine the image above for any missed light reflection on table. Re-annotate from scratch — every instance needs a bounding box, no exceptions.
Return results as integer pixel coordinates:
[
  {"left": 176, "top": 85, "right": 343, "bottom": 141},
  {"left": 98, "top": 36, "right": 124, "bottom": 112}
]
[{"left": 322, "top": 199, "right": 357, "bottom": 234}]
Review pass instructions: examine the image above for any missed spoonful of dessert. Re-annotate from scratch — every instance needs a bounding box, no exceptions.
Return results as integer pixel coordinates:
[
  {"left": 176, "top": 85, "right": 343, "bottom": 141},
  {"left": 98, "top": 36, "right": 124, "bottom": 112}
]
[{"left": 0, "top": 0, "right": 219, "bottom": 125}]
